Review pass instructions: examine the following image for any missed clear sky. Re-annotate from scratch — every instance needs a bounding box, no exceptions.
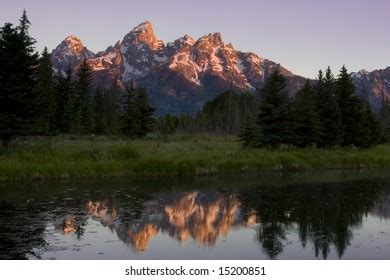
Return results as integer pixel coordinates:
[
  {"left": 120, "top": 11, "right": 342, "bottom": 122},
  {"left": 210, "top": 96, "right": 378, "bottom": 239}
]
[{"left": 1, "top": 0, "right": 389, "bottom": 78}]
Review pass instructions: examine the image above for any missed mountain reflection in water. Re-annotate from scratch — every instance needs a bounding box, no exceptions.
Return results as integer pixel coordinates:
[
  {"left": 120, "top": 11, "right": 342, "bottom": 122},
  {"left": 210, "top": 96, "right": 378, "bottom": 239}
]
[
  {"left": 1, "top": 171, "right": 390, "bottom": 259},
  {"left": 83, "top": 192, "right": 251, "bottom": 251}
]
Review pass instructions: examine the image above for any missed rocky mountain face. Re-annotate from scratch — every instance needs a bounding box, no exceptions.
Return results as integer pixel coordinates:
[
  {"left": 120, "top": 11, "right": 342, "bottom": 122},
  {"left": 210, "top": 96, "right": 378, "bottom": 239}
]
[
  {"left": 52, "top": 35, "right": 95, "bottom": 74},
  {"left": 352, "top": 67, "right": 390, "bottom": 112},
  {"left": 51, "top": 21, "right": 306, "bottom": 114},
  {"left": 51, "top": 21, "right": 388, "bottom": 114}
]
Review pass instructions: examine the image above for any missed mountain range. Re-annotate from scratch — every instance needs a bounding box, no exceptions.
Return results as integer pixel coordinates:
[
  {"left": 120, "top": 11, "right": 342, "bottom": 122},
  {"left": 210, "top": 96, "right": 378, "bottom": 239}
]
[{"left": 51, "top": 21, "right": 390, "bottom": 114}]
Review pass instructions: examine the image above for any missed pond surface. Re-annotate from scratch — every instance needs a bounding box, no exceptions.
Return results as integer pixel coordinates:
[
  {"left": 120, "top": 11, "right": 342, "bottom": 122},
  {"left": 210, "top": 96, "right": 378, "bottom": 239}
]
[{"left": 1, "top": 170, "right": 390, "bottom": 260}]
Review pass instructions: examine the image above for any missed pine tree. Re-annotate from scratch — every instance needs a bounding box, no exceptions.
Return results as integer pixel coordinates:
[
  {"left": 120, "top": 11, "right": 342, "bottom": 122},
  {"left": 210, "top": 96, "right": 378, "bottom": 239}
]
[
  {"left": 56, "top": 66, "right": 75, "bottom": 134},
  {"left": 336, "top": 65, "right": 365, "bottom": 147},
  {"left": 35, "top": 47, "right": 57, "bottom": 135},
  {"left": 159, "top": 114, "right": 177, "bottom": 135},
  {"left": 379, "top": 97, "right": 390, "bottom": 142},
  {"left": 239, "top": 115, "right": 260, "bottom": 148},
  {"left": 315, "top": 67, "right": 342, "bottom": 147},
  {"left": 291, "top": 81, "right": 321, "bottom": 147},
  {"left": 256, "top": 69, "right": 292, "bottom": 148},
  {"left": 135, "top": 87, "right": 155, "bottom": 138},
  {"left": 0, "top": 11, "right": 39, "bottom": 145},
  {"left": 122, "top": 81, "right": 139, "bottom": 137},
  {"left": 360, "top": 102, "right": 382, "bottom": 147},
  {"left": 75, "top": 59, "right": 94, "bottom": 134},
  {"left": 104, "top": 81, "right": 122, "bottom": 134},
  {"left": 93, "top": 87, "right": 108, "bottom": 134},
  {"left": 18, "top": 10, "right": 30, "bottom": 35}
]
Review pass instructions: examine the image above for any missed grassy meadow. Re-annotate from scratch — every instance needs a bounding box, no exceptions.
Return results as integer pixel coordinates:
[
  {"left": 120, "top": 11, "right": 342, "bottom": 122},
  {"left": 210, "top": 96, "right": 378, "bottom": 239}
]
[{"left": 1, "top": 134, "right": 390, "bottom": 181}]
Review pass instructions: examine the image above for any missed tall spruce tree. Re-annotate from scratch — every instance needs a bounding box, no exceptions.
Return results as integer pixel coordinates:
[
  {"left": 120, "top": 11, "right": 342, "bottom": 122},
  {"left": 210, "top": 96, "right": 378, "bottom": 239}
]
[
  {"left": 379, "top": 97, "right": 390, "bottom": 142},
  {"left": 291, "top": 81, "right": 321, "bottom": 147},
  {"left": 315, "top": 67, "right": 342, "bottom": 147},
  {"left": 360, "top": 102, "right": 382, "bottom": 147},
  {"left": 122, "top": 83, "right": 155, "bottom": 138},
  {"left": 36, "top": 47, "right": 57, "bottom": 135},
  {"left": 104, "top": 81, "right": 122, "bottom": 134},
  {"left": 135, "top": 87, "right": 155, "bottom": 138},
  {"left": 256, "top": 69, "right": 292, "bottom": 148},
  {"left": 239, "top": 115, "right": 260, "bottom": 148},
  {"left": 122, "top": 81, "right": 139, "bottom": 137},
  {"left": 0, "top": 11, "right": 39, "bottom": 145},
  {"left": 75, "top": 59, "right": 94, "bottom": 134},
  {"left": 56, "top": 66, "right": 75, "bottom": 133},
  {"left": 55, "top": 71, "right": 66, "bottom": 132},
  {"left": 159, "top": 114, "right": 178, "bottom": 136},
  {"left": 336, "top": 65, "right": 365, "bottom": 147},
  {"left": 93, "top": 87, "right": 108, "bottom": 134}
]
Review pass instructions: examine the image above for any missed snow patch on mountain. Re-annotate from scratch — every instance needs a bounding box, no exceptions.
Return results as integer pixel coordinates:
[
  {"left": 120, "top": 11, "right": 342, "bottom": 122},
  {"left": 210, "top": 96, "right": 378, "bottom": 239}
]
[
  {"left": 122, "top": 60, "right": 143, "bottom": 80},
  {"left": 153, "top": 54, "right": 168, "bottom": 63}
]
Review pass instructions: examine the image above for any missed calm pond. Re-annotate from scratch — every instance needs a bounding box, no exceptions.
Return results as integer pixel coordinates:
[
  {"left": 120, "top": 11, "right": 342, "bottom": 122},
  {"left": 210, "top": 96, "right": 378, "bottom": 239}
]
[{"left": 1, "top": 170, "right": 390, "bottom": 260}]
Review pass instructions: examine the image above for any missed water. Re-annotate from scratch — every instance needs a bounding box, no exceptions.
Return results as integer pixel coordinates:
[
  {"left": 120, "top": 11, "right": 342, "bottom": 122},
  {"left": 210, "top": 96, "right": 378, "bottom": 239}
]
[{"left": 1, "top": 170, "right": 390, "bottom": 260}]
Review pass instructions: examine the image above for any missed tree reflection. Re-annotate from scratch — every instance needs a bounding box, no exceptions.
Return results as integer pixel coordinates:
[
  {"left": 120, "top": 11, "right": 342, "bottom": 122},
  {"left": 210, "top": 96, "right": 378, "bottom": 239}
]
[
  {"left": 241, "top": 181, "right": 379, "bottom": 259},
  {"left": 257, "top": 221, "right": 286, "bottom": 259},
  {"left": 0, "top": 202, "right": 47, "bottom": 259}
]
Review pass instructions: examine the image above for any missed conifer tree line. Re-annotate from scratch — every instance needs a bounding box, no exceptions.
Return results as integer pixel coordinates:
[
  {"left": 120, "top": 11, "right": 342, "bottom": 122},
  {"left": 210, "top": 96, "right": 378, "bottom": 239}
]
[
  {"left": 240, "top": 67, "right": 384, "bottom": 148},
  {"left": 0, "top": 11, "right": 155, "bottom": 145},
  {"left": 159, "top": 69, "right": 389, "bottom": 149},
  {"left": 155, "top": 91, "right": 258, "bottom": 136},
  {"left": 379, "top": 96, "right": 390, "bottom": 143}
]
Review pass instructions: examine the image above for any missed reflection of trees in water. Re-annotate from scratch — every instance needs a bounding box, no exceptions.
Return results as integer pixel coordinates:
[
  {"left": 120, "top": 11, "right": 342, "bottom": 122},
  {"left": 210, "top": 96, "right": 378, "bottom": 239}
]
[
  {"left": 372, "top": 195, "right": 390, "bottom": 219},
  {"left": 0, "top": 202, "right": 47, "bottom": 259},
  {"left": 256, "top": 221, "right": 286, "bottom": 259},
  {"left": 241, "top": 182, "right": 380, "bottom": 259}
]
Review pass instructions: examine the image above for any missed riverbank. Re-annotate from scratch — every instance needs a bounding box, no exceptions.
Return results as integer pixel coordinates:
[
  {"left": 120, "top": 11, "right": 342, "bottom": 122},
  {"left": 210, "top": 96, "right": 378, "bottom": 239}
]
[{"left": 1, "top": 134, "right": 390, "bottom": 181}]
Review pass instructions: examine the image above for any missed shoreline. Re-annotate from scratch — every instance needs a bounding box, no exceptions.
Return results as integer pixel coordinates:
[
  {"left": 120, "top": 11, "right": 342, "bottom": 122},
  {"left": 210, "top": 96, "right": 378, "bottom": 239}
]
[{"left": 1, "top": 136, "right": 390, "bottom": 182}]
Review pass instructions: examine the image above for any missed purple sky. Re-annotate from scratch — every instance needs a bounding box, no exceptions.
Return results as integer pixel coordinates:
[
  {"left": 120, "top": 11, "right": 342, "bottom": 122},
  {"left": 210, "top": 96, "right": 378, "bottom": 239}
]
[{"left": 1, "top": 0, "right": 389, "bottom": 78}]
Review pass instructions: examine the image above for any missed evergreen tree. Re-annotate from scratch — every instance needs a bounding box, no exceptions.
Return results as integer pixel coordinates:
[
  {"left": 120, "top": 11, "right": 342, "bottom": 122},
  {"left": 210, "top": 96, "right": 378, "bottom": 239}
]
[
  {"left": 336, "top": 65, "right": 365, "bottom": 147},
  {"left": 35, "top": 47, "right": 57, "bottom": 135},
  {"left": 360, "top": 102, "right": 382, "bottom": 147},
  {"left": 159, "top": 114, "right": 178, "bottom": 135},
  {"left": 256, "top": 69, "right": 292, "bottom": 148},
  {"left": 56, "top": 66, "right": 75, "bottom": 133},
  {"left": 104, "top": 81, "right": 122, "bottom": 134},
  {"left": 75, "top": 59, "right": 94, "bottom": 134},
  {"left": 0, "top": 11, "right": 39, "bottom": 145},
  {"left": 18, "top": 10, "right": 30, "bottom": 35},
  {"left": 379, "top": 97, "right": 390, "bottom": 142},
  {"left": 315, "top": 67, "right": 342, "bottom": 147},
  {"left": 122, "top": 81, "right": 139, "bottom": 137},
  {"left": 93, "top": 87, "right": 108, "bottom": 134},
  {"left": 135, "top": 87, "right": 155, "bottom": 138},
  {"left": 291, "top": 81, "right": 321, "bottom": 147},
  {"left": 239, "top": 115, "right": 260, "bottom": 148}
]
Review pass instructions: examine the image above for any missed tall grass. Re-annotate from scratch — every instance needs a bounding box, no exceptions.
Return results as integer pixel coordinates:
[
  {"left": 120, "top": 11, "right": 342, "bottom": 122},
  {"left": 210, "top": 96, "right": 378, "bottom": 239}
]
[{"left": 1, "top": 134, "right": 390, "bottom": 181}]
